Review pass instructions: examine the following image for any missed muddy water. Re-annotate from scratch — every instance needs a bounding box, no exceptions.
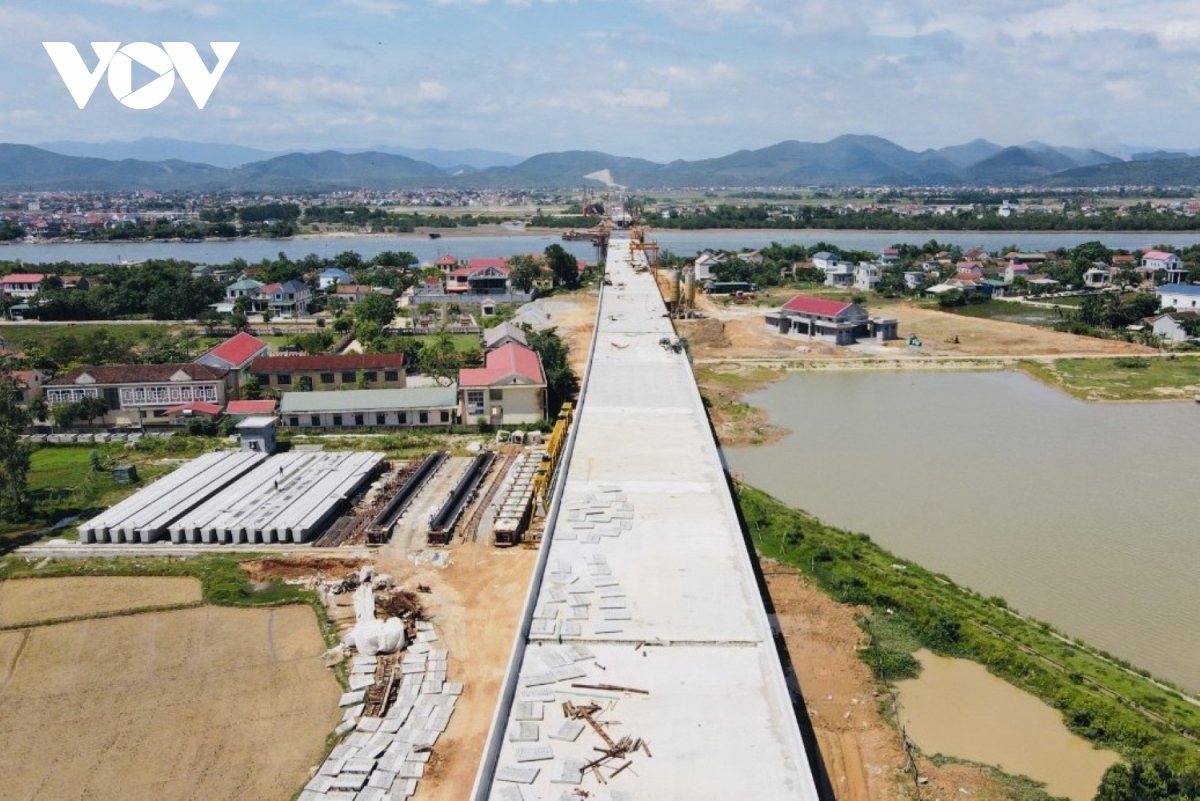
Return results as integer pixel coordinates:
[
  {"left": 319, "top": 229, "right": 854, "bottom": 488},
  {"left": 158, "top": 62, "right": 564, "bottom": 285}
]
[
  {"left": 897, "top": 650, "right": 1119, "bottom": 800},
  {"left": 723, "top": 370, "right": 1200, "bottom": 692}
]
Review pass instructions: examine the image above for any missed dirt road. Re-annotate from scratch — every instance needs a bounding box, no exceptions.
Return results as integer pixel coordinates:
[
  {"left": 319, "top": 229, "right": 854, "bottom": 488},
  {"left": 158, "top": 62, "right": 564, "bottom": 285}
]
[{"left": 371, "top": 539, "right": 537, "bottom": 801}]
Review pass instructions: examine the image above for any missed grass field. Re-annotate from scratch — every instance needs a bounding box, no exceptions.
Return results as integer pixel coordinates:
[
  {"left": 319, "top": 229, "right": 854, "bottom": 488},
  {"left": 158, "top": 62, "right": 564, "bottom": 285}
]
[
  {"left": 1020, "top": 356, "right": 1200, "bottom": 401},
  {"left": 934, "top": 299, "right": 1063, "bottom": 327},
  {"left": 0, "top": 322, "right": 171, "bottom": 350}
]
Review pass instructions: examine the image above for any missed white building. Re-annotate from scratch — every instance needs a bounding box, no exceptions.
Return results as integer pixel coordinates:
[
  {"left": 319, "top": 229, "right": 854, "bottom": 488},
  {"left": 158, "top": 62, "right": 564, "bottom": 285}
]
[
  {"left": 1157, "top": 283, "right": 1200, "bottom": 311},
  {"left": 853, "top": 263, "right": 880, "bottom": 292}
]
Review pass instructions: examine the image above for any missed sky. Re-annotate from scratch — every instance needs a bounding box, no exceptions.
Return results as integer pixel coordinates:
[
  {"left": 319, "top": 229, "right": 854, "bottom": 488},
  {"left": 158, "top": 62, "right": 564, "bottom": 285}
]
[{"left": 4, "top": 0, "right": 1200, "bottom": 162}]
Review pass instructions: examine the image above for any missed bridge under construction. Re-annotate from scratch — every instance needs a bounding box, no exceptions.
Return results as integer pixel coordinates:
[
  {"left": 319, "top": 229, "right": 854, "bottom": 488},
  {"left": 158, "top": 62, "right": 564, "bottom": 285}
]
[{"left": 472, "top": 232, "right": 825, "bottom": 799}]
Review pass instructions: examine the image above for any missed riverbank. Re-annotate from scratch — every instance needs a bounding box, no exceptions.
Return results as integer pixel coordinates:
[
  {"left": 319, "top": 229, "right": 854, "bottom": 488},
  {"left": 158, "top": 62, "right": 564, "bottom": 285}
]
[{"left": 737, "top": 484, "right": 1200, "bottom": 797}]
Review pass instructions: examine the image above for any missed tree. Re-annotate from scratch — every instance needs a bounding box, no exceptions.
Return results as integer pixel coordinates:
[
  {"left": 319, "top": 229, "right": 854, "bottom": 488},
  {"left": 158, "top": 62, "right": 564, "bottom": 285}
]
[
  {"left": 418, "top": 328, "right": 463, "bottom": 386},
  {"left": 241, "top": 376, "right": 264, "bottom": 401},
  {"left": 51, "top": 401, "right": 79, "bottom": 430},
  {"left": 354, "top": 293, "right": 397, "bottom": 328},
  {"left": 229, "top": 307, "right": 249, "bottom": 332},
  {"left": 521, "top": 325, "right": 579, "bottom": 416},
  {"left": 507, "top": 254, "right": 541, "bottom": 293},
  {"left": 77, "top": 396, "right": 110, "bottom": 426},
  {"left": 261, "top": 308, "right": 273, "bottom": 325},
  {"left": 544, "top": 244, "right": 580, "bottom": 290},
  {"left": 0, "top": 376, "right": 33, "bottom": 520}
]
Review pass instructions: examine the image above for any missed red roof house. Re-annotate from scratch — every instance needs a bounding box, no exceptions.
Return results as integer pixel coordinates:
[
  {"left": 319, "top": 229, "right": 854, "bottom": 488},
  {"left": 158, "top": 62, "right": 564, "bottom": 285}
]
[{"left": 458, "top": 342, "right": 546, "bottom": 424}]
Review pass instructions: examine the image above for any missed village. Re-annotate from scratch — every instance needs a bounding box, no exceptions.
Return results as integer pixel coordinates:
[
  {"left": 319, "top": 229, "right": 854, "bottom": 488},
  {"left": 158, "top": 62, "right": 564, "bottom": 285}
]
[{"left": 2, "top": 223, "right": 1200, "bottom": 801}]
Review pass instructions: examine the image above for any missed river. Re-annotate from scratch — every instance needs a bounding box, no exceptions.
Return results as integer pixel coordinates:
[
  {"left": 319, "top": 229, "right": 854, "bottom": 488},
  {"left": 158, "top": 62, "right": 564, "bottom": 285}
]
[
  {"left": 6, "top": 230, "right": 1200, "bottom": 265},
  {"left": 723, "top": 370, "right": 1200, "bottom": 693}
]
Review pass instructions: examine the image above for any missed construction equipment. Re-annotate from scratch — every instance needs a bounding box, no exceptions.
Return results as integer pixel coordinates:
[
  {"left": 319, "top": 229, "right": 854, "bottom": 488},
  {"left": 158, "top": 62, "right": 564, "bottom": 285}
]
[{"left": 531, "top": 402, "right": 573, "bottom": 517}]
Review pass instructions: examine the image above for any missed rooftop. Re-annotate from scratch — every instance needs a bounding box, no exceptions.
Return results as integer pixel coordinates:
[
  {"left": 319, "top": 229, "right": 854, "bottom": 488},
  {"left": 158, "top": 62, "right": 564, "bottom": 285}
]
[
  {"left": 459, "top": 342, "right": 545, "bottom": 387},
  {"left": 279, "top": 386, "right": 457, "bottom": 414},
  {"left": 48, "top": 363, "right": 229, "bottom": 386},
  {"left": 251, "top": 353, "right": 405, "bottom": 372},
  {"left": 197, "top": 332, "right": 269, "bottom": 370},
  {"left": 781, "top": 294, "right": 854, "bottom": 317}
]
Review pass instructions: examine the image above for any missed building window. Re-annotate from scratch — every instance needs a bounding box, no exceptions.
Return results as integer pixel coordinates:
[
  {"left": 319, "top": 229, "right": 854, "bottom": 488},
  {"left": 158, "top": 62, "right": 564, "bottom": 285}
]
[
  {"left": 289, "top": 416, "right": 299, "bottom": 427},
  {"left": 384, "top": 370, "right": 399, "bottom": 381},
  {"left": 418, "top": 411, "right": 428, "bottom": 424},
  {"left": 277, "top": 374, "right": 292, "bottom": 385},
  {"left": 342, "top": 371, "right": 357, "bottom": 383},
  {"left": 320, "top": 372, "right": 334, "bottom": 385},
  {"left": 375, "top": 413, "right": 386, "bottom": 425},
  {"left": 490, "top": 389, "right": 503, "bottom": 401},
  {"left": 310, "top": 415, "right": 320, "bottom": 426},
  {"left": 354, "top": 414, "right": 364, "bottom": 426},
  {"left": 398, "top": 412, "right": 407, "bottom": 424},
  {"left": 440, "top": 411, "right": 450, "bottom": 423},
  {"left": 466, "top": 390, "right": 485, "bottom": 414},
  {"left": 102, "top": 387, "right": 120, "bottom": 410},
  {"left": 254, "top": 374, "right": 268, "bottom": 386},
  {"left": 363, "top": 371, "right": 377, "bottom": 383}
]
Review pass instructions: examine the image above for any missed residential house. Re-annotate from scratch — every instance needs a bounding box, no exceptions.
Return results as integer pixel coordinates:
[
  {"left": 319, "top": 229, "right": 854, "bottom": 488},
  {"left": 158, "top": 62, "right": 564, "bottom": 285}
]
[
  {"left": 59, "top": 275, "right": 90, "bottom": 290},
  {"left": 434, "top": 254, "right": 459, "bottom": 273},
  {"left": 0, "top": 273, "right": 46, "bottom": 299},
  {"left": 280, "top": 387, "right": 459, "bottom": 429},
  {"left": 225, "top": 278, "right": 264, "bottom": 302},
  {"left": 194, "top": 332, "right": 270, "bottom": 393},
  {"left": 44, "top": 363, "right": 234, "bottom": 427},
  {"left": 4, "top": 369, "right": 48, "bottom": 404},
  {"left": 446, "top": 262, "right": 511, "bottom": 295},
  {"left": 903, "top": 271, "right": 927, "bottom": 291},
  {"left": 1157, "top": 283, "right": 1200, "bottom": 311},
  {"left": 1149, "top": 311, "right": 1200, "bottom": 343},
  {"left": 318, "top": 267, "right": 354, "bottom": 290},
  {"left": 693, "top": 252, "right": 725, "bottom": 281},
  {"left": 1004, "top": 263, "right": 1030, "bottom": 284},
  {"left": 250, "top": 353, "right": 407, "bottom": 392},
  {"left": 458, "top": 342, "right": 547, "bottom": 425},
  {"left": 810, "top": 251, "right": 845, "bottom": 272},
  {"left": 880, "top": 246, "right": 901, "bottom": 265},
  {"left": 853, "top": 263, "right": 881, "bottom": 292},
  {"left": 260, "top": 279, "right": 312, "bottom": 317},
  {"left": 482, "top": 321, "right": 528, "bottom": 351},
  {"left": 1083, "top": 266, "right": 1113, "bottom": 288},
  {"left": 764, "top": 295, "right": 898, "bottom": 345},
  {"left": 334, "top": 284, "right": 394, "bottom": 305},
  {"left": 1142, "top": 249, "right": 1183, "bottom": 274}
]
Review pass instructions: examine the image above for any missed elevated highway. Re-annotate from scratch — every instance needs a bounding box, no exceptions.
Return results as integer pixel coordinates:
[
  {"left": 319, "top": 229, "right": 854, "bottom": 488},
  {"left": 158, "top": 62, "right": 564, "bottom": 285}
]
[{"left": 472, "top": 233, "right": 826, "bottom": 799}]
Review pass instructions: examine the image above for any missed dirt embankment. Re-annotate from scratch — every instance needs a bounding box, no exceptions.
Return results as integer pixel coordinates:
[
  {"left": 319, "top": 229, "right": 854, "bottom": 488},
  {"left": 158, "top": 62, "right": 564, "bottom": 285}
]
[{"left": 764, "top": 561, "right": 1008, "bottom": 801}]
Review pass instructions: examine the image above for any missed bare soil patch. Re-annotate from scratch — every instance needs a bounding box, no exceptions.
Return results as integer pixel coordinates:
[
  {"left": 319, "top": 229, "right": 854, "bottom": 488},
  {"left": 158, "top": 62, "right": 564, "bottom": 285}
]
[
  {"left": 0, "top": 576, "right": 202, "bottom": 627},
  {"left": 242, "top": 556, "right": 366, "bottom": 584},
  {"left": 763, "top": 561, "right": 1006, "bottom": 801},
  {"left": 0, "top": 600, "right": 340, "bottom": 801}
]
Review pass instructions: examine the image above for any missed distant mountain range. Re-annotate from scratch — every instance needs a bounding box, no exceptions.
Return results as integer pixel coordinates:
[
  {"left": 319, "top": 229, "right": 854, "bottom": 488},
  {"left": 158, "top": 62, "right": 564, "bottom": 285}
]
[{"left": 7, "top": 135, "right": 1200, "bottom": 191}]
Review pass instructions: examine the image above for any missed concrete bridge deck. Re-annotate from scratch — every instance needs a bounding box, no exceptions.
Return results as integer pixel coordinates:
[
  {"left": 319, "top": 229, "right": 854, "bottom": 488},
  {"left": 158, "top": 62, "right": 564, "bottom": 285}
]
[{"left": 472, "top": 234, "right": 823, "bottom": 799}]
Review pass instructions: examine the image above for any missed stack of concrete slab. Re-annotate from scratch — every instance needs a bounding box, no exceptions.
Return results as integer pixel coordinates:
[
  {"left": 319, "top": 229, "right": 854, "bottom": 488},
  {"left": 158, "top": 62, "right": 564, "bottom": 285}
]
[
  {"left": 492, "top": 452, "right": 543, "bottom": 543},
  {"left": 167, "top": 451, "right": 384, "bottom": 544},
  {"left": 79, "top": 450, "right": 267, "bottom": 543},
  {"left": 302, "top": 622, "right": 462, "bottom": 801}
]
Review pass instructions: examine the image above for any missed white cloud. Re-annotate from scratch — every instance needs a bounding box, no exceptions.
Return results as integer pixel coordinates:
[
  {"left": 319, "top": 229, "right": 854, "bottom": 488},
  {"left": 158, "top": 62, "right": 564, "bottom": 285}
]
[
  {"left": 338, "top": 0, "right": 408, "bottom": 13},
  {"left": 591, "top": 88, "right": 670, "bottom": 108},
  {"left": 416, "top": 80, "right": 448, "bottom": 101},
  {"left": 95, "top": 0, "right": 222, "bottom": 15}
]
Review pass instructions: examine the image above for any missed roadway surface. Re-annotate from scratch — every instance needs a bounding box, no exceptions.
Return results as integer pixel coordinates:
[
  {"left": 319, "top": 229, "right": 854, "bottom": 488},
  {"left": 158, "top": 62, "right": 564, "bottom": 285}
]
[{"left": 471, "top": 233, "right": 823, "bottom": 799}]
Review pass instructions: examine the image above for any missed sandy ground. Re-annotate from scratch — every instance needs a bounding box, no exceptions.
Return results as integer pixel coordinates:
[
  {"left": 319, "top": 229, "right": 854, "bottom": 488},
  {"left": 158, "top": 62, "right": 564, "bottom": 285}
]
[
  {"left": 310, "top": 538, "right": 537, "bottom": 801},
  {"left": 687, "top": 294, "right": 1153, "bottom": 363},
  {"left": 763, "top": 561, "right": 1009, "bottom": 801},
  {"left": 0, "top": 576, "right": 202, "bottom": 627},
  {"left": 0, "top": 599, "right": 340, "bottom": 801},
  {"left": 523, "top": 290, "right": 600, "bottom": 376}
]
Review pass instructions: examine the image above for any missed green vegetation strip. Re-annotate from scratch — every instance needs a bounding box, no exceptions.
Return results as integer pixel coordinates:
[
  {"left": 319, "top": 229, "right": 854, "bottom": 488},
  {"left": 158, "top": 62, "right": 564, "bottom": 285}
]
[
  {"left": 736, "top": 484, "right": 1200, "bottom": 777},
  {"left": 1018, "top": 356, "right": 1200, "bottom": 401}
]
